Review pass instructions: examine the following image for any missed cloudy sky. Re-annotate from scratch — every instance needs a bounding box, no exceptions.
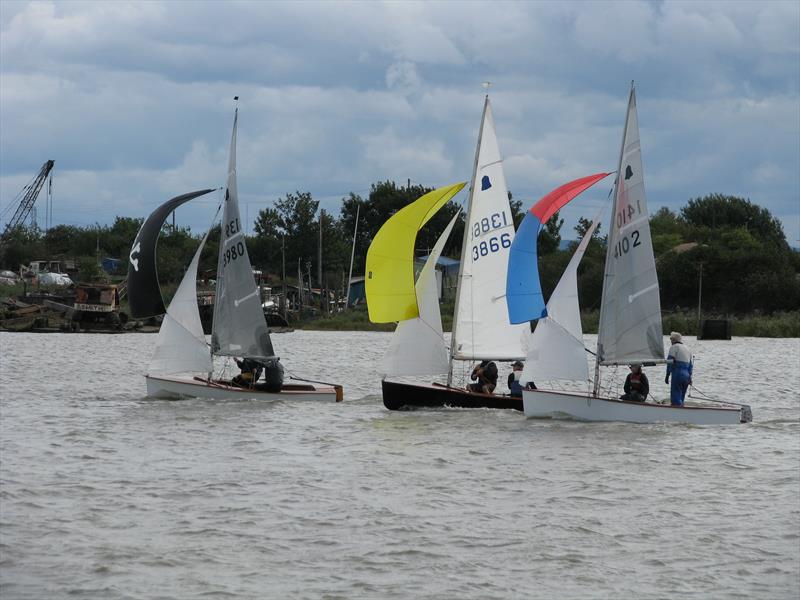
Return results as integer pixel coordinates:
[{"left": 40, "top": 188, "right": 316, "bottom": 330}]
[{"left": 1, "top": 0, "right": 798, "bottom": 245}]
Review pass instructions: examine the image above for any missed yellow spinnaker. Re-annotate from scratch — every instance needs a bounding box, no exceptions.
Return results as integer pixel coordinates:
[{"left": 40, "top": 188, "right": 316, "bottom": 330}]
[{"left": 366, "top": 181, "right": 466, "bottom": 323}]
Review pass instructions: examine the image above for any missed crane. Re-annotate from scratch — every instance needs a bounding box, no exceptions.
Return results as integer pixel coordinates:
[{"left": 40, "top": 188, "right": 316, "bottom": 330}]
[{"left": 0, "top": 160, "right": 55, "bottom": 241}]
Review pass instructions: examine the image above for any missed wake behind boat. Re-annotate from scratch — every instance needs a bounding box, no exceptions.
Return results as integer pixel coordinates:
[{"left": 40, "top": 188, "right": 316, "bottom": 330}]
[
  {"left": 128, "top": 103, "right": 342, "bottom": 402},
  {"left": 508, "top": 84, "right": 751, "bottom": 425}
]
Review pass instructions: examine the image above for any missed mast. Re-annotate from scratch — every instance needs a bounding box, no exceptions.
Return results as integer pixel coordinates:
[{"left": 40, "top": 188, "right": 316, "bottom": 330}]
[
  {"left": 318, "top": 209, "right": 323, "bottom": 302},
  {"left": 593, "top": 82, "right": 634, "bottom": 396},
  {"left": 346, "top": 204, "right": 360, "bottom": 309},
  {"left": 282, "top": 235, "right": 287, "bottom": 321},
  {"left": 447, "top": 93, "right": 489, "bottom": 387}
]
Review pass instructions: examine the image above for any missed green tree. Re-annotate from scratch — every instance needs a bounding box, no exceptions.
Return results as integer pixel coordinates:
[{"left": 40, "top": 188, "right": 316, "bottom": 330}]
[
  {"left": 681, "top": 194, "right": 788, "bottom": 248},
  {"left": 537, "top": 212, "right": 563, "bottom": 255}
]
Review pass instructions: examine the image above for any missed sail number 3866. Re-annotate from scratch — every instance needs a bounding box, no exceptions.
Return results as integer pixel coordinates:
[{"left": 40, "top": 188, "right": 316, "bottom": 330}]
[
  {"left": 472, "top": 233, "right": 512, "bottom": 261},
  {"left": 471, "top": 211, "right": 511, "bottom": 261}
]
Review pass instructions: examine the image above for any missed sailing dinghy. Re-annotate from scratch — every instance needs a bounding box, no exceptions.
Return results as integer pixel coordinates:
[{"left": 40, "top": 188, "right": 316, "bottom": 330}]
[
  {"left": 128, "top": 107, "right": 342, "bottom": 402},
  {"left": 510, "top": 84, "right": 751, "bottom": 424},
  {"left": 368, "top": 96, "right": 596, "bottom": 410}
]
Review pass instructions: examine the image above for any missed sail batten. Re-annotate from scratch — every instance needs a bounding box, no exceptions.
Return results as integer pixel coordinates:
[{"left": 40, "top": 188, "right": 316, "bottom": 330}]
[{"left": 211, "top": 109, "right": 275, "bottom": 360}]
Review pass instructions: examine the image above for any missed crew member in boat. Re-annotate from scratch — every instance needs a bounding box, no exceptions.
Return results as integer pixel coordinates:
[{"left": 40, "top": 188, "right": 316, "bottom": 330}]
[
  {"left": 620, "top": 363, "right": 649, "bottom": 402},
  {"left": 508, "top": 360, "right": 536, "bottom": 397},
  {"left": 261, "top": 358, "right": 284, "bottom": 393},
  {"left": 665, "top": 332, "right": 693, "bottom": 406},
  {"left": 468, "top": 360, "right": 498, "bottom": 394},
  {"left": 233, "top": 357, "right": 263, "bottom": 388}
]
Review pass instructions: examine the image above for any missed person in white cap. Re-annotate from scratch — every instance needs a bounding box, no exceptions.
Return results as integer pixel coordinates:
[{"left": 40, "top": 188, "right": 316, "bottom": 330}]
[{"left": 665, "top": 332, "right": 693, "bottom": 406}]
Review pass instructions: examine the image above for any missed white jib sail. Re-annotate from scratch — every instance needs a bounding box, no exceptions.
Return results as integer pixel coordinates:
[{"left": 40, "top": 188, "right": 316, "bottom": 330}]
[
  {"left": 521, "top": 217, "right": 600, "bottom": 384},
  {"left": 149, "top": 232, "right": 213, "bottom": 376},
  {"left": 382, "top": 212, "right": 460, "bottom": 377},
  {"left": 597, "top": 86, "right": 664, "bottom": 365},
  {"left": 452, "top": 98, "right": 527, "bottom": 361},
  {"left": 211, "top": 109, "right": 275, "bottom": 360}
]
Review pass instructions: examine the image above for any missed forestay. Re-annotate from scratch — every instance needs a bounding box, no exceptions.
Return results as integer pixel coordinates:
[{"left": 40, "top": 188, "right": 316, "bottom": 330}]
[
  {"left": 452, "top": 97, "right": 527, "bottom": 361},
  {"left": 382, "top": 212, "right": 460, "bottom": 377},
  {"left": 596, "top": 86, "right": 664, "bottom": 365},
  {"left": 149, "top": 231, "right": 213, "bottom": 376},
  {"left": 211, "top": 109, "right": 275, "bottom": 360}
]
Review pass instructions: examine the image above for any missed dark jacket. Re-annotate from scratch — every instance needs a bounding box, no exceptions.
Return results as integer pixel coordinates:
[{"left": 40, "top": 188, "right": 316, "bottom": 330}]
[
  {"left": 471, "top": 361, "right": 498, "bottom": 386},
  {"left": 624, "top": 371, "right": 649, "bottom": 397}
]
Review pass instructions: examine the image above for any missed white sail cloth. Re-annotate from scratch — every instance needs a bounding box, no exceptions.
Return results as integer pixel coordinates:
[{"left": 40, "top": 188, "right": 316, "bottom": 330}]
[
  {"left": 452, "top": 98, "right": 527, "bottom": 361},
  {"left": 597, "top": 87, "right": 664, "bottom": 365},
  {"left": 382, "top": 212, "right": 460, "bottom": 377},
  {"left": 521, "top": 217, "right": 600, "bottom": 384},
  {"left": 149, "top": 233, "right": 213, "bottom": 376}
]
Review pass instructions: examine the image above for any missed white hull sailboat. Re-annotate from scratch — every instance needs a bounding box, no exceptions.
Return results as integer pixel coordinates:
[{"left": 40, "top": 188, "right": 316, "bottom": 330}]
[
  {"left": 522, "top": 389, "right": 747, "bottom": 425},
  {"left": 128, "top": 104, "right": 342, "bottom": 403},
  {"left": 509, "top": 84, "right": 751, "bottom": 425}
]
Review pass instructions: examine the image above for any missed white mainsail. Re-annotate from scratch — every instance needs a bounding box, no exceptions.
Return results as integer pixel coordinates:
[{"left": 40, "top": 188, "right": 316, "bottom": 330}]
[
  {"left": 382, "top": 212, "right": 460, "bottom": 377},
  {"left": 521, "top": 217, "right": 601, "bottom": 384},
  {"left": 596, "top": 85, "right": 664, "bottom": 366},
  {"left": 451, "top": 97, "right": 527, "bottom": 361},
  {"left": 211, "top": 109, "right": 275, "bottom": 360},
  {"left": 149, "top": 232, "right": 213, "bottom": 376}
]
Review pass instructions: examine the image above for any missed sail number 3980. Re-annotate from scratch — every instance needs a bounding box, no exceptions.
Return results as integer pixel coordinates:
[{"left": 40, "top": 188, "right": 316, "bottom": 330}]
[
  {"left": 223, "top": 241, "right": 246, "bottom": 266},
  {"left": 223, "top": 217, "right": 244, "bottom": 267}
]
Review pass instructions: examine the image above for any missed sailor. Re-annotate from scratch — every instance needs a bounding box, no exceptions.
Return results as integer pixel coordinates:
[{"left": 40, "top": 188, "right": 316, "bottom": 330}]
[
  {"left": 665, "top": 332, "right": 693, "bottom": 406},
  {"left": 508, "top": 360, "right": 536, "bottom": 397},
  {"left": 620, "top": 363, "right": 649, "bottom": 402},
  {"left": 233, "top": 357, "right": 263, "bottom": 388},
  {"left": 261, "top": 358, "right": 284, "bottom": 393},
  {"left": 467, "top": 360, "right": 498, "bottom": 394}
]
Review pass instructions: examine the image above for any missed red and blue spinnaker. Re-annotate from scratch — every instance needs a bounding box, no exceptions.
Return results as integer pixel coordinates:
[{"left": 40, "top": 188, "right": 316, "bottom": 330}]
[{"left": 506, "top": 173, "right": 612, "bottom": 324}]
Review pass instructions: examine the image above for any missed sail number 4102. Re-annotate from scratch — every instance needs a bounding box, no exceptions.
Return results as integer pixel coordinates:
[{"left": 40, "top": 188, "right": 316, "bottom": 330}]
[
  {"left": 613, "top": 230, "right": 641, "bottom": 258},
  {"left": 471, "top": 211, "right": 511, "bottom": 261}
]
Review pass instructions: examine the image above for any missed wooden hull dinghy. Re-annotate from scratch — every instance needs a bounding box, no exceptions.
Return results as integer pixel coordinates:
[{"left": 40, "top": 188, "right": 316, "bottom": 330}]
[
  {"left": 128, "top": 104, "right": 344, "bottom": 402},
  {"left": 146, "top": 375, "right": 342, "bottom": 402},
  {"left": 365, "top": 97, "right": 607, "bottom": 411},
  {"left": 381, "top": 380, "right": 522, "bottom": 411}
]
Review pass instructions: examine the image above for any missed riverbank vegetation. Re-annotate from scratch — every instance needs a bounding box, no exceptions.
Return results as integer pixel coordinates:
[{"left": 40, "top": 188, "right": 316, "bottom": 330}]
[{"left": 2, "top": 183, "right": 797, "bottom": 333}]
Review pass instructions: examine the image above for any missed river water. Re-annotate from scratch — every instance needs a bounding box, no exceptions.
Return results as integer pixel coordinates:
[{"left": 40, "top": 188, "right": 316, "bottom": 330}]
[{"left": 1, "top": 331, "right": 798, "bottom": 599}]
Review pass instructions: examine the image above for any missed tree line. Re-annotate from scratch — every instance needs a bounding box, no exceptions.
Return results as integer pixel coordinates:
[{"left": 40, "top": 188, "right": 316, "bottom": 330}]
[{"left": 1, "top": 184, "right": 797, "bottom": 314}]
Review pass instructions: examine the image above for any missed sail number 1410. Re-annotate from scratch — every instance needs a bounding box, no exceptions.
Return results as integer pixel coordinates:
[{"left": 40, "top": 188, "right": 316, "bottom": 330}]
[{"left": 471, "top": 211, "right": 511, "bottom": 262}]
